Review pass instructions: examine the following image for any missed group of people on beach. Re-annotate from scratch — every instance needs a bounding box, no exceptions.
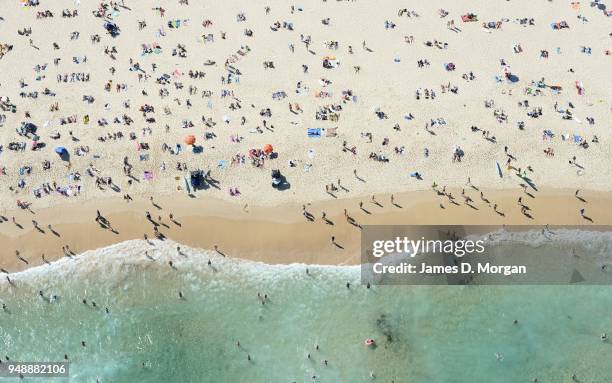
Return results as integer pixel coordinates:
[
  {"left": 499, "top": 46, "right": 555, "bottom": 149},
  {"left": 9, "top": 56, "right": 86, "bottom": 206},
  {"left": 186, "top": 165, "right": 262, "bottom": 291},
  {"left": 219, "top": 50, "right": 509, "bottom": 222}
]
[{"left": 0, "top": 0, "right": 607, "bottom": 222}]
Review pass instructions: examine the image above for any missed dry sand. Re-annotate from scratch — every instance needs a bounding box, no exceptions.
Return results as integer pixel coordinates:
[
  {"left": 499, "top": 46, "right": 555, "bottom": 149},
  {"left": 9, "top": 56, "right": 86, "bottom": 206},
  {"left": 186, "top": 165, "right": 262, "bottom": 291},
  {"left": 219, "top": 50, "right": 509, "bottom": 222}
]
[{"left": 0, "top": 0, "right": 610, "bottom": 211}]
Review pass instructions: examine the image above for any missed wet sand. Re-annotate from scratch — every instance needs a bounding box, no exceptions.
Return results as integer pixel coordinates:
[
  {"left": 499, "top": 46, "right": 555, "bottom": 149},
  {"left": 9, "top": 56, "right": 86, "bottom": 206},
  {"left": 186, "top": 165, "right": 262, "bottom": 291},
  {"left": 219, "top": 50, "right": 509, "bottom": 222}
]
[{"left": 1, "top": 187, "right": 610, "bottom": 272}]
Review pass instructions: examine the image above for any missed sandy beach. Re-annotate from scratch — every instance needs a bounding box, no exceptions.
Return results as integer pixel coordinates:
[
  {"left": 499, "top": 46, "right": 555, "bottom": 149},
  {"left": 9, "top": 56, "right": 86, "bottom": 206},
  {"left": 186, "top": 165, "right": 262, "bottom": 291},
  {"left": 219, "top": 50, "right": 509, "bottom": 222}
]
[
  {"left": 1, "top": 1, "right": 612, "bottom": 381},
  {"left": 1, "top": 187, "right": 611, "bottom": 273},
  {"left": 0, "top": 0, "right": 611, "bottom": 213},
  {"left": 0, "top": 0, "right": 610, "bottom": 270}
]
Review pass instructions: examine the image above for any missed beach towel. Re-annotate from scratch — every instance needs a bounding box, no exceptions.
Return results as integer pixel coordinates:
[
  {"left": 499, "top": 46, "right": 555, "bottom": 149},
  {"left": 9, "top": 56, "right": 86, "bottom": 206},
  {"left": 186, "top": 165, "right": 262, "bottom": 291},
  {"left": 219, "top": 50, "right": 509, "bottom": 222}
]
[
  {"left": 326, "top": 127, "right": 338, "bottom": 137},
  {"left": 307, "top": 128, "right": 321, "bottom": 138},
  {"left": 144, "top": 171, "right": 154, "bottom": 180}
]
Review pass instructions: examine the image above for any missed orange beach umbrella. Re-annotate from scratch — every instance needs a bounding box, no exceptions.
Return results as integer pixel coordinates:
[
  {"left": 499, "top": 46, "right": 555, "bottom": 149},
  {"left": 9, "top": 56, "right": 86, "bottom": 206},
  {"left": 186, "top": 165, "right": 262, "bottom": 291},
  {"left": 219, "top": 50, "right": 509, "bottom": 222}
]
[
  {"left": 263, "top": 144, "right": 273, "bottom": 154},
  {"left": 183, "top": 135, "right": 196, "bottom": 145}
]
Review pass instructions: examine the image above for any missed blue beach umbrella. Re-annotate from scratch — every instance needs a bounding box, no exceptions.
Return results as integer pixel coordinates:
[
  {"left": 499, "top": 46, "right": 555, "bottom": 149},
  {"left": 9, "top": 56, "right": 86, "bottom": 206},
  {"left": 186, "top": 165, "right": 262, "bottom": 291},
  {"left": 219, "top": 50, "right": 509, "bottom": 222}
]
[{"left": 55, "top": 146, "right": 70, "bottom": 161}]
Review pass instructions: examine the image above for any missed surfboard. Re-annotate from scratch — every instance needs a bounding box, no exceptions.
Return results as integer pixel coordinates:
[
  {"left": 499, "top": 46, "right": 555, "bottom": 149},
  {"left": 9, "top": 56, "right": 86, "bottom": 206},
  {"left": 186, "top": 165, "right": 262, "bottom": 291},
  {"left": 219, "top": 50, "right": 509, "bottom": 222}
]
[{"left": 184, "top": 176, "right": 191, "bottom": 194}]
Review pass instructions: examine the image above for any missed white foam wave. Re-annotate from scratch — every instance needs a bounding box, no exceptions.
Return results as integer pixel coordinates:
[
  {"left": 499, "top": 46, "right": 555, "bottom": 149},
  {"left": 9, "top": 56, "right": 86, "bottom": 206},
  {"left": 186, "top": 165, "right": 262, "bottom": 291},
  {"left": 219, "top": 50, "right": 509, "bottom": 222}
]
[
  {"left": 477, "top": 227, "right": 612, "bottom": 251},
  {"left": 0, "top": 239, "right": 360, "bottom": 289}
]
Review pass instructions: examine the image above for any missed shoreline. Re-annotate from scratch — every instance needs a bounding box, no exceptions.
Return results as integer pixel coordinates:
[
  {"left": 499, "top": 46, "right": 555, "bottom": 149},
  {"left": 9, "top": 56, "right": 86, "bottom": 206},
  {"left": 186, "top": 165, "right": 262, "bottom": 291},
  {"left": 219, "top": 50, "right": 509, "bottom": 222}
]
[{"left": 1, "top": 187, "right": 611, "bottom": 273}]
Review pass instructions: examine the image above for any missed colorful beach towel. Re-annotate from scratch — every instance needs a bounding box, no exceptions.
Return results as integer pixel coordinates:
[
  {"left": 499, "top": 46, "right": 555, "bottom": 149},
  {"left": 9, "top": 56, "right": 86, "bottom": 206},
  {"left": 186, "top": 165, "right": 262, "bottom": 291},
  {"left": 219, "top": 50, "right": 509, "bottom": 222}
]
[{"left": 307, "top": 128, "right": 321, "bottom": 137}]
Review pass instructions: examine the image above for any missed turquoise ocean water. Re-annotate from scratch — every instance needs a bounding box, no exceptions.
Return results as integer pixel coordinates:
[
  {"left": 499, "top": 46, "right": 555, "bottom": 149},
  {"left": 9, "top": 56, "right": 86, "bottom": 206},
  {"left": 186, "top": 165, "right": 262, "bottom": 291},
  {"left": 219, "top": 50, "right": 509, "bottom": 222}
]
[{"left": 1, "top": 231, "right": 612, "bottom": 382}]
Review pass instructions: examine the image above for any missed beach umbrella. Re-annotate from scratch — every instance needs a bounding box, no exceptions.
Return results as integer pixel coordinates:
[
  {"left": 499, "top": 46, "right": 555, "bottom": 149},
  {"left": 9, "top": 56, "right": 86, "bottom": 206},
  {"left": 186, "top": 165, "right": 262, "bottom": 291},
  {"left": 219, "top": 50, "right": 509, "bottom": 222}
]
[
  {"left": 55, "top": 146, "right": 70, "bottom": 161},
  {"left": 263, "top": 144, "right": 273, "bottom": 154},
  {"left": 183, "top": 135, "right": 196, "bottom": 145}
]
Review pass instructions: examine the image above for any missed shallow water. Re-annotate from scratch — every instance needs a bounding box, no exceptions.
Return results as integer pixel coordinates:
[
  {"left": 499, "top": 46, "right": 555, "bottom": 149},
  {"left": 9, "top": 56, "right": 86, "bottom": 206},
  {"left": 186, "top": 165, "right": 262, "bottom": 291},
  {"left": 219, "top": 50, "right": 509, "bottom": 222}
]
[{"left": 1, "top": 234, "right": 611, "bottom": 382}]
